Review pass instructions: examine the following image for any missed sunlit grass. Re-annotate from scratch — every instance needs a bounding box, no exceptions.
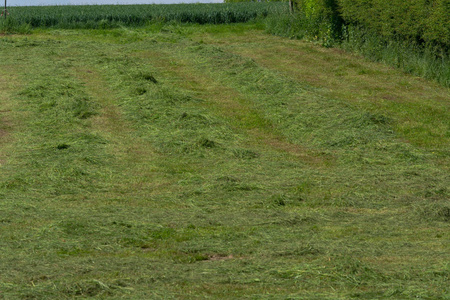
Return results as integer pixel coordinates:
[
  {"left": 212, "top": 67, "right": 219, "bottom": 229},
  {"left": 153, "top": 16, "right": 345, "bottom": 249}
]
[{"left": 0, "top": 24, "right": 448, "bottom": 299}]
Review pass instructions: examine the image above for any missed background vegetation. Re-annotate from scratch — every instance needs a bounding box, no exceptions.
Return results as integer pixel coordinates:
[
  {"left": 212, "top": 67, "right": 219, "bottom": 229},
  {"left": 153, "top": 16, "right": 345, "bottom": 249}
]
[
  {"left": 337, "top": 0, "right": 450, "bottom": 49},
  {"left": 0, "top": 2, "right": 283, "bottom": 29},
  {"left": 224, "top": 0, "right": 287, "bottom": 2},
  {"left": 264, "top": 0, "right": 450, "bottom": 87},
  {"left": 3, "top": 1, "right": 448, "bottom": 87}
]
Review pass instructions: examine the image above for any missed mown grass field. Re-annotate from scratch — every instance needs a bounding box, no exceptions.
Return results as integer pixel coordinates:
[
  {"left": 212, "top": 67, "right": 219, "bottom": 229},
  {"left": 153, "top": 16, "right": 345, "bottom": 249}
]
[{"left": 0, "top": 22, "right": 449, "bottom": 299}]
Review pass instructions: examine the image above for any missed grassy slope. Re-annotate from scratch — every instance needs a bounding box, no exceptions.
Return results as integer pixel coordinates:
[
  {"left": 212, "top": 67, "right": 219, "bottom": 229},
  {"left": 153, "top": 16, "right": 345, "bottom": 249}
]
[{"left": 0, "top": 24, "right": 449, "bottom": 299}]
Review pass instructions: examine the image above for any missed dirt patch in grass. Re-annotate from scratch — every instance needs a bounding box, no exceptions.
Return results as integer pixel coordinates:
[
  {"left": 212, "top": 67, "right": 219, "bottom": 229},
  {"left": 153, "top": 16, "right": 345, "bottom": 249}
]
[
  {"left": 0, "top": 128, "right": 6, "bottom": 137},
  {"left": 0, "top": 75, "right": 16, "bottom": 166},
  {"left": 0, "top": 112, "right": 12, "bottom": 140},
  {"left": 0, "top": 128, "right": 7, "bottom": 165},
  {"left": 250, "top": 128, "right": 332, "bottom": 166},
  {"left": 206, "top": 254, "right": 234, "bottom": 261}
]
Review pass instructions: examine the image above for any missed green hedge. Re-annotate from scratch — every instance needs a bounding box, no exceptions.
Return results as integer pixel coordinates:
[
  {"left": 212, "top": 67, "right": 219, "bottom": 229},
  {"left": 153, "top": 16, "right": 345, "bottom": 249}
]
[
  {"left": 338, "top": 0, "right": 449, "bottom": 48},
  {"left": 296, "top": 0, "right": 450, "bottom": 49},
  {"left": 296, "top": 0, "right": 343, "bottom": 39},
  {"left": 224, "top": 0, "right": 286, "bottom": 2}
]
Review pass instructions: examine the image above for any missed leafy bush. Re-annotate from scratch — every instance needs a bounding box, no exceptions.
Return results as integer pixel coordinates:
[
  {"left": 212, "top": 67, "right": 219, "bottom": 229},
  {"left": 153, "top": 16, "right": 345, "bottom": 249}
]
[
  {"left": 293, "top": 0, "right": 449, "bottom": 50},
  {"left": 266, "top": 0, "right": 449, "bottom": 86},
  {"left": 285, "top": 0, "right": 342, "bottom": 46},
  {"left": 338, "top": 0, "right": 450, "bottom": 49},
  {"left": 225, "top": 0, "right": 286, "bottom": 2}
]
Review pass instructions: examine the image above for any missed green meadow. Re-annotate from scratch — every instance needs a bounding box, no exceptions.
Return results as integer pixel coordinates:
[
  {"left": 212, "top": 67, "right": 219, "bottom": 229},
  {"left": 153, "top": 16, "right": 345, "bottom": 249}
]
[{"left": 0, "top": 20, "right": 449, "bottom": 299}]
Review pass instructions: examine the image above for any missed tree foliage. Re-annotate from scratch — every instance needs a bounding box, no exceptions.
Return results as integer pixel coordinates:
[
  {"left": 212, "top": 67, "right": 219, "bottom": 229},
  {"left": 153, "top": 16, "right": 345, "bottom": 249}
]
[
  {"left": 338, "top": 0, "right": 449, "bottom": 48},
  {"left": 296, "top": 0, "right": 450, "bottom": 49},
  {"left": 224, "top": 0, "right": 287, "bottom": 2}
]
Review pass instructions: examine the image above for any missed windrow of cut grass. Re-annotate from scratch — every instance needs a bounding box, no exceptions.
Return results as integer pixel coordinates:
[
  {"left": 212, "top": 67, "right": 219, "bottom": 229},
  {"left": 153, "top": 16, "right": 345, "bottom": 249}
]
[
  {"left": 0, "top": 24, "right": 449, "bottom": 299},
  {"left": 0, "top": 2, "right": 286, "bottom": 31},
  {"left": 190, "top": 25, "right": 450, "bottom": 153}
]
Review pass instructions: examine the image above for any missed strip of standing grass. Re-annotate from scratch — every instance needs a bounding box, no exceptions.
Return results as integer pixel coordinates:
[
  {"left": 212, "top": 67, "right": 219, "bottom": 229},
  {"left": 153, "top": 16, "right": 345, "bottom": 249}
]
[
  {"left": 265, "top": 13, "right": 450, "bottom": 88},
  {"left": 0, "top": 2, "right": 284, "bottom": 31}
]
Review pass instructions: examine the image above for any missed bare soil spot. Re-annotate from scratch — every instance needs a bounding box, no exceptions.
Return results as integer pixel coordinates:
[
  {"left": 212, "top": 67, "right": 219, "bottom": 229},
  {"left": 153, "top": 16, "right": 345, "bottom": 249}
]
[
  {"left": 381, "top": 94, "right": 398, "bottom": 101},
  {"left": 207, "top": 254, "right": 234, "bottom": 262},
  {"left": 250, "top": 128, "right": 332, "bottom": 166},
  {"left": 0, "top": 75, "right": 16, "bottom": 166},
  {"left": 0, "top": 128, "right": 7, "bottom": 138}
]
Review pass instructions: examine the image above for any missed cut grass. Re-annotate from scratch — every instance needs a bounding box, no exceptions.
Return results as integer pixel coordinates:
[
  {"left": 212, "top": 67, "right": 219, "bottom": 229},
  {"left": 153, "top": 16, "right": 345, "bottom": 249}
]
[
  {"left": 188, "top": 24, "right": 449, "bottom": 152},
  {"left": 0, "top": 24, "right": 449, "bottom": 299}
]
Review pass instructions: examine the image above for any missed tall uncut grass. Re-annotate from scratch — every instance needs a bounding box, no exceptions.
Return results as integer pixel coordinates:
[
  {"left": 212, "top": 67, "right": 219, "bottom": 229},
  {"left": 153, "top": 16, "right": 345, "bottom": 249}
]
[
  {"left": 341, "top": 25, "right": 450, "bottom": 88},
  {"left": 0, "top": 2, "right": 282, "bottom": 30},
  {"left": 265, "top": 11, "right": 450, "bottom": 88}
]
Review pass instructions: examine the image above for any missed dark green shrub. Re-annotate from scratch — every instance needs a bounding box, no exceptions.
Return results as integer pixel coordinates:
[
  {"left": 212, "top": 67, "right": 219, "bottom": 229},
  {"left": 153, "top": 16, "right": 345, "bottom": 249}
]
[
  {"left": 295, "top": 0, "right": 344, "bottom": 45},
  {"left": 338, "top": 0, "right": 450, "bottom": 49},
  {"left": 266, "top": 0, "right": 449, "bottom": 86}
]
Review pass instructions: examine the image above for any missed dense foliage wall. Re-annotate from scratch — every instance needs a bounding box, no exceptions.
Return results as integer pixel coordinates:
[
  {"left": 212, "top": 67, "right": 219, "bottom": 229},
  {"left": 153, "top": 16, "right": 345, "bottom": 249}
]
[
  {"left": 224, "top": 0, "right": 286, "bottom": 2},
  {"left": 338, "top": 0, "right": 449, "bottom": 48},
  {"left": 297, "top": 0, "right": 450, "bottom": 49},
  {"left": 271, "top": 0, "right": 449, "bottom": 86},
  {"left": 296, "top": 0, "right": 343, "bottom": 39}
]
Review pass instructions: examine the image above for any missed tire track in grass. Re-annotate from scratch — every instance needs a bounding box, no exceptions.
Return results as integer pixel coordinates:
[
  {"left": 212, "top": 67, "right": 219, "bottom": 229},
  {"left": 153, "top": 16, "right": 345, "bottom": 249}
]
[
  {"left": 0, "top": 71, "right": 21, "bottom": 167},
  {"left": 73, "top": 66, "right": 175, "bottom": 200}
]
